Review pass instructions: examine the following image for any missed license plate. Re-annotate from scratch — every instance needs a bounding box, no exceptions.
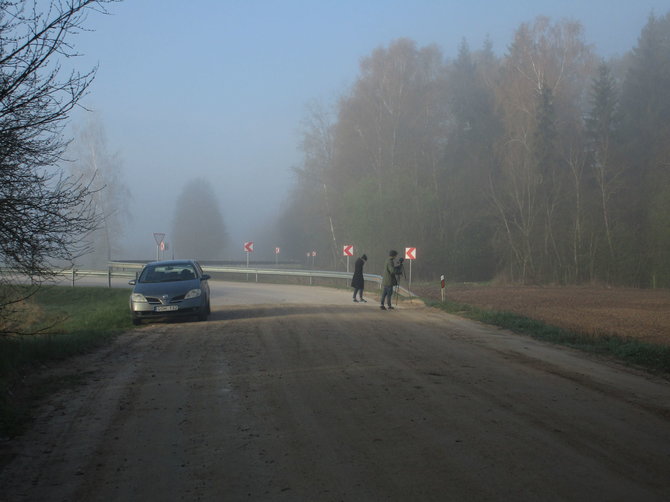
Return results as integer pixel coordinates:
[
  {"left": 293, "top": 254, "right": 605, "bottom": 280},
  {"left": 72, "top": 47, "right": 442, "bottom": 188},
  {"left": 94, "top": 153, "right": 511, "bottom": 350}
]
[{"left": 154, "top": 305, "right": 178, "bottom": 312}]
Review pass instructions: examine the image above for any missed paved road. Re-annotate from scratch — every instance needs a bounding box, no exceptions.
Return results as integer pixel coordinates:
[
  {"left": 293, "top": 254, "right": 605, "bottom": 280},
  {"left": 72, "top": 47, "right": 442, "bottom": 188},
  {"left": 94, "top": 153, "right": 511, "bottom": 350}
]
[{"left": 1, "top": 282, "right": 669, "bottom": 501}]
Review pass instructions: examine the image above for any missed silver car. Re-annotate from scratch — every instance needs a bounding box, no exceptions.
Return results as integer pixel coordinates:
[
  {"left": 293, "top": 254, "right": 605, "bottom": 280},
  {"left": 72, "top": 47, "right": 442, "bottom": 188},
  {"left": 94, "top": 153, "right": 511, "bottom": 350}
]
[{"left": 129, "top": 260, "right": 211, "bottom": 325}]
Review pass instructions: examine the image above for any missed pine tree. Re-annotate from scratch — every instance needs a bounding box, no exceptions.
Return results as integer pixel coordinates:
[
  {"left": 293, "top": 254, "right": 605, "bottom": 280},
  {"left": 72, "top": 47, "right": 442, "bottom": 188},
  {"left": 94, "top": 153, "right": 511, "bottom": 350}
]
[
  {"left": 619, "top": 12, "right": 670, "bottom": 286},
  {"left": 585, "top": 62, "right": 620, "bottom": 280},
  {"left": 533, "top": 82, "right": 562, "bottom": 281}
]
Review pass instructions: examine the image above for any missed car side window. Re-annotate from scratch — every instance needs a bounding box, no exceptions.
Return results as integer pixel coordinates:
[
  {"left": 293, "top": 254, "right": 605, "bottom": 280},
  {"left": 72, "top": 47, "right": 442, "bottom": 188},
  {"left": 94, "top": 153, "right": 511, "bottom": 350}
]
[{"left": 139, "top": 268, "right": 153, "bottom": 282}]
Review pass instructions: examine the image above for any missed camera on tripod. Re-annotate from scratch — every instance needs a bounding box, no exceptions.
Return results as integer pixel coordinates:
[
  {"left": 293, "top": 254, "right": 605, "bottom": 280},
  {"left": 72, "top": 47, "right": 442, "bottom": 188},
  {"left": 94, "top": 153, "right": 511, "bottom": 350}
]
[{"left": 394, "top": 257, "right": 406, "bottom": 278}]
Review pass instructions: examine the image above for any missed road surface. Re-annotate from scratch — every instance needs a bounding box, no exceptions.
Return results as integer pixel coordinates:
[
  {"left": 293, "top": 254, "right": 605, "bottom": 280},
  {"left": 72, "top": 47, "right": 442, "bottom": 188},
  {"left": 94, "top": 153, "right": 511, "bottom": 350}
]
[{"left": 1, "top": 282, "right": 669, "bottom": 501}]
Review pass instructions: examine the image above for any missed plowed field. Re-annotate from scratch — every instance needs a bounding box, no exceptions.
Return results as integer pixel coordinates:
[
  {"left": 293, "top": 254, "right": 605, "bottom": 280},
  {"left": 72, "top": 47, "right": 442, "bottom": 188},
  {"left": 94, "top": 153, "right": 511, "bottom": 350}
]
[{"left": 415, "top": 285, "right": 670, "bottom": 346}]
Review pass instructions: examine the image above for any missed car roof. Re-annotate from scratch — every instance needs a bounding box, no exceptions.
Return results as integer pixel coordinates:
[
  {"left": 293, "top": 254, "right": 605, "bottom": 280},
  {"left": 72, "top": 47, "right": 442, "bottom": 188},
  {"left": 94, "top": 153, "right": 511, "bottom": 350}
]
[{"left": 145, "top": 260, "right": 198, "bottom": 267}]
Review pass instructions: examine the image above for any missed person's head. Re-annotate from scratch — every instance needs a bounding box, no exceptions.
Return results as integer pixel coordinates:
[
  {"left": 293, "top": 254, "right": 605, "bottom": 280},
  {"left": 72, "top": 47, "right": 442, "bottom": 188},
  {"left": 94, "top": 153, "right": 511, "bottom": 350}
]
[
  {"left": 361, "top": 254, "right": 367, "bottom": 261},
  {"left": 389, "top": 249, "right": 398, "bottom": 258}
]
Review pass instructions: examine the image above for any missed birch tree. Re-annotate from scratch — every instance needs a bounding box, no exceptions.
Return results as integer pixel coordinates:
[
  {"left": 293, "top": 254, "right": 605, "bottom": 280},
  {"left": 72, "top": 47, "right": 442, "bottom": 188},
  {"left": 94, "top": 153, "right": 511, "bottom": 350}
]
[
  {"left": 491, "top": 17, "right": 594, "bottom": 282},
  {"left": 332, "top": 39, "right": 448, "bottom": 269},
  {"left": 275, "top": 100, "right": 338, "bottom": 265},
  {"left": 68, "top": 113, "right": 130, "bottom": 267}
]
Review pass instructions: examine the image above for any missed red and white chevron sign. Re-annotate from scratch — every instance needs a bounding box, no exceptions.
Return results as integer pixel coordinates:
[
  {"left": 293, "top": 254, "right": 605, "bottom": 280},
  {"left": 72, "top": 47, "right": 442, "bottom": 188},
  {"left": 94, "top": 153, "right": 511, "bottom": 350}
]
[
  {"left": 244, "top": 241, "right": 254, "bottom": 253},
  {"left": 343, "top": 245, "right": 354, "bottom": 257},
  {"left": 405, "top": 247, "right": 416, "bottom": 260}
]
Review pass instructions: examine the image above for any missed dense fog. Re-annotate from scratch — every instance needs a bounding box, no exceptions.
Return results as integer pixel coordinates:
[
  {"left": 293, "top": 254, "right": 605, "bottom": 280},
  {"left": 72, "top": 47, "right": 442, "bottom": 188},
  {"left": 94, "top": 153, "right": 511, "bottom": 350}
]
[{"left": 61, "top": 1, "right": 669, "bottom": 285}]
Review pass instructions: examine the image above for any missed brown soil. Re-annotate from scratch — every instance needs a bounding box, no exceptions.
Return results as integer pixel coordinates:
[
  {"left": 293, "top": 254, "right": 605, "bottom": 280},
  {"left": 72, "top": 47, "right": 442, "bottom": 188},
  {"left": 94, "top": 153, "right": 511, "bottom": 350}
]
[{"left": 415, "top": 284, "right": 670, "bottom": 345}]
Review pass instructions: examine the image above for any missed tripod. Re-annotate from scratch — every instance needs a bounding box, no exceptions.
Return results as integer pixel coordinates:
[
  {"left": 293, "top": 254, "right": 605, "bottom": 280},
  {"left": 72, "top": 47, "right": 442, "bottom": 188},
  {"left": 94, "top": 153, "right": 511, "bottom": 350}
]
[{"left": 392, "top": 261, "right": 406, "bottom": 308}]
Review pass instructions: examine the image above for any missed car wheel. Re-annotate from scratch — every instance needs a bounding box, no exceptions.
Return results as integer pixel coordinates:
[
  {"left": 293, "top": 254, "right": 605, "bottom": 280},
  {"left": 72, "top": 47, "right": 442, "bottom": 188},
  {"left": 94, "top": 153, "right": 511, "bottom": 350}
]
[
  {"left": 197, "top": 302, "right": 209, "bottom": 321},
  {"left": 132, "top": 317, "right": 142, "bottom": 326}
]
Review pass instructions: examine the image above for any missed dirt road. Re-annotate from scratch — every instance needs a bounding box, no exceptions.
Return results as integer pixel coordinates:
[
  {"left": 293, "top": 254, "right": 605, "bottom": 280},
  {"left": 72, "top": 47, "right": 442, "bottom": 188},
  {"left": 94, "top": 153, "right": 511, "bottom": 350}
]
[{"left": 1, "top": 284, "right": 669, "bottom": 501}]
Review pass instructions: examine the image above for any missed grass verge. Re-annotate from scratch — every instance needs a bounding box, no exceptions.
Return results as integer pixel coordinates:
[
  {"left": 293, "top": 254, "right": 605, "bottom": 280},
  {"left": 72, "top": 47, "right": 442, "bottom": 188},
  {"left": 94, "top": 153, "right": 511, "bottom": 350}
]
[
  {"left": 0, "top": 286, "right": 133, "bottom": 439},
  {"left": 425, "top": 298, "right": 670, "bottom": 376}
]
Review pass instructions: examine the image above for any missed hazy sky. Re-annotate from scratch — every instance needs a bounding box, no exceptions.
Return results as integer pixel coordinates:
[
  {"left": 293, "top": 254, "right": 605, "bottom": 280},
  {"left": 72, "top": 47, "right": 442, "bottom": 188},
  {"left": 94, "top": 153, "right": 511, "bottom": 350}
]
[{"left": 70, "top": 0, "right": 669, "bottom": 260}]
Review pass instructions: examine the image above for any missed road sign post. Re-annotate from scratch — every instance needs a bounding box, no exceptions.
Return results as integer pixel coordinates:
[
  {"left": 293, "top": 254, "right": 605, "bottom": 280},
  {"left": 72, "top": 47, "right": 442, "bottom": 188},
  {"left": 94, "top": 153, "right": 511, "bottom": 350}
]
[
  {"left": 343, "top": 245, "right": 354, "bottom": 273},
  {"left": 405, "top": 247, "right": 416, "bottom": 298},
  {"left": 244, "top": 241, "right": 254, "bottom": 271},
  {"left": 153, "top": 233, "right": 165, "bottom": 261}
]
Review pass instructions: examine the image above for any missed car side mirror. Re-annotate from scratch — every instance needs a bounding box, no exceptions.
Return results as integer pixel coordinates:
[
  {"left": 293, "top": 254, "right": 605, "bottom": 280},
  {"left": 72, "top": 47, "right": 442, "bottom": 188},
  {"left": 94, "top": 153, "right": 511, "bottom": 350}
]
[
  {"left": 128, "top": 279, "right": 136, "bottom": 286},
  {"left": 201, "top": 274, "right": 211, "bottom": 281}
]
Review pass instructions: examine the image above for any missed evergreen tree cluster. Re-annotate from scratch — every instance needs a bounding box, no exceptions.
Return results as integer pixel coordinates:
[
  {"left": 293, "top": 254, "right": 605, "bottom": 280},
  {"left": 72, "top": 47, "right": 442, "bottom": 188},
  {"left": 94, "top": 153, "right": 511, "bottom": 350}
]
[{"left": 278, "top": 13, "right": 670, "bottom": 287}]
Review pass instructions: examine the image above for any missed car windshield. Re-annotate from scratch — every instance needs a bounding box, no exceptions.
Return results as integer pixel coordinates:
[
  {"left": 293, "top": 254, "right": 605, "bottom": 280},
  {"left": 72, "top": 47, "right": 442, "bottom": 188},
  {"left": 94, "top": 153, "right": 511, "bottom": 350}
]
[{"left": 138, "top": 264, "right": 197, "bottom": 283}]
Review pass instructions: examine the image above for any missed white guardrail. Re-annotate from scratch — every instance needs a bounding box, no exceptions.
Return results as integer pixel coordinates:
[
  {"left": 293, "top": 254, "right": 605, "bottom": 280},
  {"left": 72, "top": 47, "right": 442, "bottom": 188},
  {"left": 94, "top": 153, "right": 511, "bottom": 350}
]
[{"left": 1, "top": 262, "right": 414, "bottom": 297}]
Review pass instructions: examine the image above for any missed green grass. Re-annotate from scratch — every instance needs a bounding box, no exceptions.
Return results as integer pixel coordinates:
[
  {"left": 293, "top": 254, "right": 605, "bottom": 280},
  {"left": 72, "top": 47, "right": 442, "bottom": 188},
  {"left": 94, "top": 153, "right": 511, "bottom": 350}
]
[
  {"left": 425, "top": 298, "right": 670, "bottom": 376},
  {"left": 0, "top": 286, "right": 133, "bottom": 438}
]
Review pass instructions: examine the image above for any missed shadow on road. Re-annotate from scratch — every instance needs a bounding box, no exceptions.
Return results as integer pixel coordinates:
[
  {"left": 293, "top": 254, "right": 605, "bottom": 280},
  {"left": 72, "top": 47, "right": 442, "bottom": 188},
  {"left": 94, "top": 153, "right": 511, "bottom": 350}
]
[
  {"left": 208, "top": 304, "right": 356, "bottom": 322},
  {"left": 134, "top": 304, "right": 378, "bottom": 327}
]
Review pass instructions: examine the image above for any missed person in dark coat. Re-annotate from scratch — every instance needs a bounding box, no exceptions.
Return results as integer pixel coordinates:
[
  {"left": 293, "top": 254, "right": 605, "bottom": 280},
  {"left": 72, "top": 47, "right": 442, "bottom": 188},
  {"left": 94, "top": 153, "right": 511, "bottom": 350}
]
[
  {"left": 380, "top": 249, "right": 399, "bottom": 309},
  {"left": 351, "top": 254, "right": 368, "bottom": 302}
]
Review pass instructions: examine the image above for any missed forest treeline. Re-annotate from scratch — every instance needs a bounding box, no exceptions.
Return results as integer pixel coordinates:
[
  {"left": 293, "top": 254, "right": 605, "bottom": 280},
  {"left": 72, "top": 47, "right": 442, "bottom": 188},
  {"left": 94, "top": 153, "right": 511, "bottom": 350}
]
[{"left": 276, "top": 13, "right": 670, "bottom": 287}]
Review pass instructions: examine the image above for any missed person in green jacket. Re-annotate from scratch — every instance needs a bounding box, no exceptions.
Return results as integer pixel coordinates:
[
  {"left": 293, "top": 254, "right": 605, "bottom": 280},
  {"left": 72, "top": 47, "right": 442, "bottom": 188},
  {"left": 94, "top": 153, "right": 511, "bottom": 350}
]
[{"left": 381, "top": 250, "right": 399, "bottom": 310}]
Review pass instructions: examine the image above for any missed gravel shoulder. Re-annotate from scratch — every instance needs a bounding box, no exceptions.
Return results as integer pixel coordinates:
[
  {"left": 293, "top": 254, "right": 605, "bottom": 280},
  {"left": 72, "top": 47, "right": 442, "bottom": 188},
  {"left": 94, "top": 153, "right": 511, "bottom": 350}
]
[{"left": 1, "top": 293, "right": 669, "bottom": 501}]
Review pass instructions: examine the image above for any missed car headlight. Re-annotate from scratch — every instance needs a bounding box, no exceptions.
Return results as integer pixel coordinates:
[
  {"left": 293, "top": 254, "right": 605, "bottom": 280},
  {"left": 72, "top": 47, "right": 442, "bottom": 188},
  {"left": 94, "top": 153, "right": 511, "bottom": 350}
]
[
  {"left": 131, "top": 293, "right": 147, "bottom": 303},
  {"left": 185, "top": 288, "right": 202, "bottom": 299}
]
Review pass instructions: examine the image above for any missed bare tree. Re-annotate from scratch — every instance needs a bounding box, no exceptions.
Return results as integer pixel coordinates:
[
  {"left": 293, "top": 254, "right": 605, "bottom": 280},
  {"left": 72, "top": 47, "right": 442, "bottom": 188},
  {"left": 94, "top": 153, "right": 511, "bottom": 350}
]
[
  {"left": 295, "top": 100, "right": 340, "bottom": 266},
  {"left": 0, "top": 0, "right": 120, "bottom": 332}
]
